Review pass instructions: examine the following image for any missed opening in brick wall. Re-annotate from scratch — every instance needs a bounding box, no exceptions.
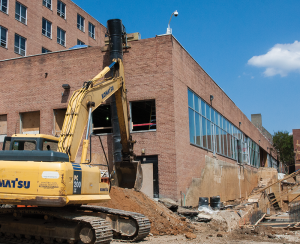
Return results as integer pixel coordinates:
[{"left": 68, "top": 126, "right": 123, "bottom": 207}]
[
  {"left": 54, "top": 108, "right": 67, "bottom": 136},
  {"left": 0, "top": 114, "right": 7, "bottom": 143},
  {"left": 92, "top": 105, "right": 112, "bottom": 134},
  {"left": 130, "top": 100, "right": 156, "bottom": 132},
  {"left": 20, "top": 111, "right": 40, "bottom": 134}
]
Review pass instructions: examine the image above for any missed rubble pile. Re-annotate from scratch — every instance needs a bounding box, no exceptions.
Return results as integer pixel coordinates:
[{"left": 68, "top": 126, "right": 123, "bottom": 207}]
[{"left": 94, "top": 187, "right": 195, "bottom": 236}]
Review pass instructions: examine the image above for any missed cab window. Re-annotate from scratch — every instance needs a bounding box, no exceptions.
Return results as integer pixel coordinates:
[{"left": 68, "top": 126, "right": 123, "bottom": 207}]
[
  {"left": 12, "top": 141, "right": 36, "bottom": 150},
  {"left": 43, "top": 140, "right": 58, "bottom": 151}
]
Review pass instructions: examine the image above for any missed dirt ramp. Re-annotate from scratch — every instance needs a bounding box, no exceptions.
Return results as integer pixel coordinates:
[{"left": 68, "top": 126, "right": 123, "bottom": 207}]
[{"left": 93, "top": 186, "right": 194, "bottom": 236}]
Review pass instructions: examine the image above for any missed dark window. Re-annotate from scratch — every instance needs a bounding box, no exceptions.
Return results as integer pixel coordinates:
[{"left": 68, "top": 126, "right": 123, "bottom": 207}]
[
  {"left": 15, "top": 2, "right": 27, "bottom": 24},
  {"left": 92, "top": 105, "right": 112, "bottom": 134},
  {"left": 42, "top": 47, "right": 50, "bottom": 53},
  {"left": 43, "top": 140, "right": 58, "bottom": 151},
  {"left": 88, "top": 22, "right": 95, "bottom": 39},
  {"left": 77, "top": 39, "right": 84, "bottom": 45},
  {"left": 77, "top": 14, "right": 84, "bottom": 32},
  {"left": 43, "top": 0, "right": 51, "bottom": 9},
  {"left": 0, "top": 26, "right": 7, "bottom": 48},
  {"left": 42, "top": 18, "right": 52, "bottom": 38},
  {"left": 57, "top": 27, "right": 65, "bottom": 46},
  {"left": 0, "top": 0, "right": 8, "bottom": 13},
  {"left": 12, "top": 141, "right": 36, "bottom": 150},
  {"left": 57, "top": 0, "right": 65, "bottom": 18},
  {"left": 130, "top": 100, "right": 156, "bottom": 132},
  {"left": 14, "top": 33, "right": 26, "bottom": 56}
]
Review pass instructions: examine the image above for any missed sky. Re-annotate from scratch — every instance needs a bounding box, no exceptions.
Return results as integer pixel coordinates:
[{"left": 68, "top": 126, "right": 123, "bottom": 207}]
[{"left": 73, "top": 0, "right": 300, "bottom": 134}]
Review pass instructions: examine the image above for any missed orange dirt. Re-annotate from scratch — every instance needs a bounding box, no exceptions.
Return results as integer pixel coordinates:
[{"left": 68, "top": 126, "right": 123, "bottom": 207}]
[{"left": 93, "top": 186, "right": 194, "bottom": 236}]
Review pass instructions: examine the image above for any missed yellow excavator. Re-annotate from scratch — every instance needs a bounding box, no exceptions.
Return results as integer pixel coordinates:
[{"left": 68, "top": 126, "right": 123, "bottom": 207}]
[{"left": 0, "top": 19, "right": 150, "bottom": 243}]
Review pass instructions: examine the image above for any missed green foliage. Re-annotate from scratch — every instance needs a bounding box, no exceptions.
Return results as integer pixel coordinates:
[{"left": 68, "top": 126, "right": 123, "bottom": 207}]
[{"left": 273, "top": 131, "right": 294, "bottom": 166}]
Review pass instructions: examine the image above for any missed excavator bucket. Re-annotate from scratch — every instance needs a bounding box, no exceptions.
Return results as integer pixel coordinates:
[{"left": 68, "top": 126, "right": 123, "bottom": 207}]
[{"left": 111, "top": 160, "right": 143, "bottom": 191}]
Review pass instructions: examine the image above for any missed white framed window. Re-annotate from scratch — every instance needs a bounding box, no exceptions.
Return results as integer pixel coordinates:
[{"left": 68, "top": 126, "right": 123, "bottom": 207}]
[
  {"left": 57, "top": 27, "right": 65, "bottom": 46},
  {"left": 88, "top": 22, "right": 95, "bottom": 39},
  {"left": 42, "top": 18, "right": 52, "bottom": 38},
  {"left": 14, "top": 33, "right": 26, "bottom": 56},
  {"left": 0, "top": 26, "right": 7, "bottom": 48},
  {"left": 15, "top": 2, "right": 27, "bottom": 24},
  {"left": 77, "top": 39, "right": 84, "bottom": 45},
  {"left": 42, "top": 47, "right": 50, "bottom": 53},
  {"left": 77, "top": 14, "right": 84, "bottom": 32},
  {"left": 1, "top": 0, "right": 8, "bottom": 13},
  {"left": 57, "top": 0, "right": 65, "bottom": 18},
  {"left": 43, "top": 0, "right": 51, "bottom": 9}
]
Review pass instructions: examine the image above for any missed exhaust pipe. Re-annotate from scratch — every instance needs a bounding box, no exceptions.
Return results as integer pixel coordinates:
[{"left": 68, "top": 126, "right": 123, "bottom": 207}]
[{"left": 107, "top": 19, "right": 143, "bottom": 191}]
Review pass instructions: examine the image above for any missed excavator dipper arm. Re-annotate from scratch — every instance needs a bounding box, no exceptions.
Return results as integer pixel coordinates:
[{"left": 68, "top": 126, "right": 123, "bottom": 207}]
[{"left": 57, "top": 59, "right": 142, "bottom": 190}]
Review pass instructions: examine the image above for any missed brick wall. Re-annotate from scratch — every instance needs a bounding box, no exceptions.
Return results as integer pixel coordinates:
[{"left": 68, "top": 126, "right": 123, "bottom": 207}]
[
  {"left": 293, "top": 129, "right": 300, "bottom": 171},
  {"left": 171, "top": 37, "right": 276, "bottom": 200},
  {"left": 0, "top": 0, "right": 106, "bottom": 60},
  {"left": 0, "top": 34, "right": 276, "bottom": 202}
]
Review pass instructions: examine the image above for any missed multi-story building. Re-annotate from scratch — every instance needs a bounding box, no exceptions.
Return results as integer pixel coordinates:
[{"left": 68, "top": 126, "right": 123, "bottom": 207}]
[
  {"left": 0, "top": 0, "right": 106, "bottom": 60},
  {"left": 0, "top": 32, "right": 281, "bottom": 205}
]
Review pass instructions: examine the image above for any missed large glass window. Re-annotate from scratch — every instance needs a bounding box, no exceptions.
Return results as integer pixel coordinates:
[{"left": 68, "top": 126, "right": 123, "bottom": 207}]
[
  {"left": 0, "top": 0, "right": 8, "bottom": 13},
  {"left": 57, "top": 27, "right": 65, "bottom": 46},
  {"left": 247, "top": 137, "right": 260, "bottom": 167},
  {"left": 88, "top": 22, "right": 95, "bottom": 39},
  {"left": 57, "top": 0, "right": 65, "bottom": 18},
  {"left": 15, "top": 2, "right": 27, "bottom": 24},
  {"left": 0, "top": 26, "right": 7, "bottom": 48},
  {"left": 42, "top": 18, "right": 52, "bottom": 38},
  {"left": 43, "top": 0, "right": 51, "bottom": 9},
  {"left": 77, "top": 14, "right": 84, "bottom": 32},
  {"left": 188, "top": 89, "right": 242, "bottom": 161},
  {"left": 14, "top": 33, "right": 26, "bottom": 56}
]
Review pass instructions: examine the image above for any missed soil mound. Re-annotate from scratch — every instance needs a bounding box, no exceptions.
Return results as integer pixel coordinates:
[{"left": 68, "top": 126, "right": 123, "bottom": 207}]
[{"left": 93, "top": 186, "right": 194, "bottom": 236}]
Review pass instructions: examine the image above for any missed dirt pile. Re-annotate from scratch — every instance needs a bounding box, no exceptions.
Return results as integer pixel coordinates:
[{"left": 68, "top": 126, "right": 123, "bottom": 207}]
[{"left": 94, "top": 187, "right": 194, "bottom": 236}]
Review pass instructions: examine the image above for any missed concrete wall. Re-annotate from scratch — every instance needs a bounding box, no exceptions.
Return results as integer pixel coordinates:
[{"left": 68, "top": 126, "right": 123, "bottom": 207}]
[
  {"left": 185, "top": 156, "right": 259, "bottom": 206},
  {"left": 0, "top": 0, "right": 106, "bottom": 60}
]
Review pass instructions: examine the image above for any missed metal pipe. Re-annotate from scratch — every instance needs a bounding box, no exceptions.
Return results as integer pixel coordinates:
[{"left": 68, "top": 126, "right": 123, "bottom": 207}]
[
  {"left": 107, "top": 19, "right": 124, "bottom": 164},
  {"left": 85, "top": 106, "right": 92, "bottom": 140}
]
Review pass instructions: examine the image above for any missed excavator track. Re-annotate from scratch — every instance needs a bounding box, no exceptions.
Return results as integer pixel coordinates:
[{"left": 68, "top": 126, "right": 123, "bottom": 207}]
[
  {"left": 80, "top": 205, "right": 151, "bottom": 241},
  {"left": 0, "top": 207, "right": 113, "bottom": 244}
]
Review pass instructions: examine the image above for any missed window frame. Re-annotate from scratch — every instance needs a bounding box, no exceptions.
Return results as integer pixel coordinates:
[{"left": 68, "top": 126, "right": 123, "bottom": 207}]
[
  {"left": 42, "top": 18, "right": 52, "bottom": 39},
  {"left": 57, "top": 0, "right": 65, "bottom": 19},
  {"left": 57, "top": 27, "right": 65, "bottom": 46},
  {"left": 188, "top": 88, "right": 248, "bottom": 163},
  {"left": 88, "top": 22, "right": 95, "bottom": 39},
  {"left": 0, "top": 25, "right": 7, "bottom": 48},
  {"left": 14, "top": 33, "right": 26, "bottom": 56},
  {"left": 0, "top": 0, "right": 8, "bottom": 14},
  {"left": 77, "top": 14, "right": 84, "bottom": 32},
  {"left": 15, "top": 1, "right": 27, "bottom": 25},
  {"left": 43, "top": 0, "right": 52, "bottom": 10}
]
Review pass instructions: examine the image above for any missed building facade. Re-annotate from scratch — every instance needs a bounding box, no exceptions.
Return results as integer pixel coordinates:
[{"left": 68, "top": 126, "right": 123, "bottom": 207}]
[
  {"left": 0, "top": 34, "right": 280, "bottom": 205},
  {"left": 0, "top": 0, "right": 106, "bottom": 60},
  {"left": 293, "top": 129, "right": 300, "bottom": 171}
]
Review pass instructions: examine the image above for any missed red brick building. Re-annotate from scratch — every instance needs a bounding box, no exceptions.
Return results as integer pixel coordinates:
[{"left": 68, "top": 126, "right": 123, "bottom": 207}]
[
  {"left": 0, "top": 33, "right": 280, "bottom": 205},
  {"left": 293, "top": 129, "right": 300, "bottom": 171},
  {"left": 0, "top": 0, "right": 106, "bottom": 60}
]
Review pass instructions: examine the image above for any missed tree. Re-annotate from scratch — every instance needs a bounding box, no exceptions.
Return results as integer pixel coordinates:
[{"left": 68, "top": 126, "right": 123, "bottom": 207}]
[{"left": 273, "top": 131, "right": 294, "bottom": 171}]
